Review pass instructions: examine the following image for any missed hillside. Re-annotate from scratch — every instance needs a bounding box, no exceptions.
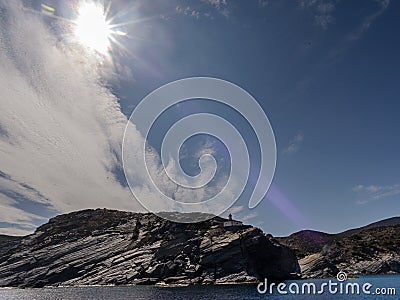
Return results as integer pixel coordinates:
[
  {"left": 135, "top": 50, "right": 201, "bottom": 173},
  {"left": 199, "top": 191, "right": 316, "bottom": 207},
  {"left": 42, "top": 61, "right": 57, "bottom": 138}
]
[
  {"left": 338, "top": 216, "right": 400, "bottom": 237},
  {"left": 276, "top": 230, "right": 334, "bottom": 258},
  {"left": 278, "top": 218, "right": 400, "bottom": 278}
]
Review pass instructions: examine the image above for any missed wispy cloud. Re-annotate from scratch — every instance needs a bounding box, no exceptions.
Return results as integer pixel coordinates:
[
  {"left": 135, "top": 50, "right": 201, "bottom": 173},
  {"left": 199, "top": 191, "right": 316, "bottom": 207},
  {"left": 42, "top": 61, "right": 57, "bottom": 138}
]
[
  {"left": 283, "top": 133, "right": 304, "bottom": 155},
  {"left": 299, "top": 0, "right": 336, "bottom": 29},
  {"left": 0, "top": 1, "right": 236, "bottom": 235},
  {"left": 0, "top": 1, "right": 146, "bottom": 234},
  {"left": 203, "top": 0, "right": 227, "bottom": 9},
  {"left": 241, "top": 212, "right": 258, "bottom": 222},
  {"left": 294, "top": 0, "right": 392, "bottom": 95},
  {"left": 176, "top": 6, "right": 200, "bottom": 19},
  {"left": 258, "top": 0, "right": 269, "bottom": 8},
  {"left": 328, "top": 0, "right": 391, "bottom": 62},
  {"left": 353, "top": 184, "right": 400, "bottom": 204},
  {"left": 348, "top": 0, "right": 390, "bottom": 41},
  {"left": 202, "top": 0, "right": 230, "bottom": 18},
  {"left": 226, "top": 205, "right": 244, "bottom": 215},
  {"left": 0, "top": 227, "right": 34, "bottom": 236},
  {"left": 176, "top": 1, "right": 229, "bottom": 19}
]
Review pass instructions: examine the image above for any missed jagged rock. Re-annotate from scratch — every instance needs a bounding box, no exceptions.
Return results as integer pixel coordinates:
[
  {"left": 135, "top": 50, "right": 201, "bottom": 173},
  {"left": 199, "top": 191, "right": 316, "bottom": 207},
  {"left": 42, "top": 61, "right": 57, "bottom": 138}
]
[
  {"left": 0, "top": 209, "right": 299, "bottom": 287},
  {"left": 299, "top": 253, "right": 338, "bottom": 278}
]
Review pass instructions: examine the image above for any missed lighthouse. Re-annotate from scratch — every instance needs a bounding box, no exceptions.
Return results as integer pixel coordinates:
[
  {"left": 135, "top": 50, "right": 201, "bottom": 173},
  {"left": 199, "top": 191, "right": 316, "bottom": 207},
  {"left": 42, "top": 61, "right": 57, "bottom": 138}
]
[{"left": 223, "top": 214, "right": 243, "bottom": 227}]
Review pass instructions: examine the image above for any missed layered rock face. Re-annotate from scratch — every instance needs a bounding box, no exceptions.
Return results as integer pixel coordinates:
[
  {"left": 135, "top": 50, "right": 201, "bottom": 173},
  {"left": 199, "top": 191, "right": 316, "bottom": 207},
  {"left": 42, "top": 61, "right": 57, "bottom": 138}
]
[
  {"left": 0, "top": 235, "right": 22, "bottom": 257},
  {"left": 0, "top": 209, "right": 299, "bottom": 287}
]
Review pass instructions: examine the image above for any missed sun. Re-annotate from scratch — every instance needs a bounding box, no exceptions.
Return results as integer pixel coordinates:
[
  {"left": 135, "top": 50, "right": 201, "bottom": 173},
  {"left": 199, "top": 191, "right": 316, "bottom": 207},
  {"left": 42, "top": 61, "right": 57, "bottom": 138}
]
[{"left": 73, "top": 2, "right": 114, "bottom": 54}]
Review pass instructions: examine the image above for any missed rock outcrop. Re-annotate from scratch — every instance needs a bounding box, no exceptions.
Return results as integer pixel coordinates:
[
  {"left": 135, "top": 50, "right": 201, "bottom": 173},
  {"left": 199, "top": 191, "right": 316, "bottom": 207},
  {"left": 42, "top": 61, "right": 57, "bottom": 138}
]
[
  {"left": 0, "top": 209, "right": 299, "bottom": 287},
  {"left": 279, "top": 221, "right": 400, "bottom": 278}
]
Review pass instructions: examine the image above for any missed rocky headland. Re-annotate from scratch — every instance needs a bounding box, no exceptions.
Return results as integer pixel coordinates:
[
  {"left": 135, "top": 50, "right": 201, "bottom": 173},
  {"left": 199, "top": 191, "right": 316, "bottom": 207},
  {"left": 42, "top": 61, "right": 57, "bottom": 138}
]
[
  {"left": 0, "top": 209, "right": 299, "bottom": 288},
  {"left": 1, "top": 209, "right": 399, "bottom": 287}
]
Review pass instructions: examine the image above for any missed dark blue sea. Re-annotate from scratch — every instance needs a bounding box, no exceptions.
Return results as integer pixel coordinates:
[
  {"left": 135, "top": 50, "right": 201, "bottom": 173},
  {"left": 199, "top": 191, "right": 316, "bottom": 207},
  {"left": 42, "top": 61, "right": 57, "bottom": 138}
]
[{"left": 0, "top": 275, "right": 399, "bottom": 299}]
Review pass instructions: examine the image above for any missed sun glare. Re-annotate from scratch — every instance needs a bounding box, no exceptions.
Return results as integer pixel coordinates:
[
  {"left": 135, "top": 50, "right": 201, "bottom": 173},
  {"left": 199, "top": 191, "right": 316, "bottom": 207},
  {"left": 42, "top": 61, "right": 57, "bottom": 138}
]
[{"left": 73, "top": 2, "right": 113, "bottom": 54}]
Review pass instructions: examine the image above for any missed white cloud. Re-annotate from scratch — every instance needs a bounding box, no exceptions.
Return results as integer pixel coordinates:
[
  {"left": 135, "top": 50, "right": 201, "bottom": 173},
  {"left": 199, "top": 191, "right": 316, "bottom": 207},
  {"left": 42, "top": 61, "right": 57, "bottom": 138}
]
[
  {"left": 241, "top": 212, "right": 258, "bottom": 222},
  {"left": 299, "top": 0, "right": 336, "bottom": 29},
  {"left": 353, "top": 183, "right": 400, "bottom": 204},
  {"left": 203, "top": 0, "right": 227, "bottom": 9},
  {"left": 348, "top": 0, "right": 390, "bottom": 41},
  {"left": 2, "top": 0, "right": 275, "bottom": 237},
  {"left": 0, "top": 1, "right": 146, "bottom": 234},
  {"left": 176, "top": 6, "right": 200, "bottom": 19},
  {"left": 317, "top": 2, "right": 335, "bottom": 14},
  {"left": 0, "top": 199, "right": 45, "bottom": 230},
  {"left": 202, "top": 0, "right": 230, "bottom": 18},
  {"left": 328, "top": 0, "right": 391, "bottom": 62},
  {"left": 315, "top": 14, "right": 334, "bottom": 29},
  {"left": 176, "top": 0, "right": 233, "bottom": 19},
  {"left": 0, "top": 227, "right": 35, "bottom": 236},
  {"left": 0, "top": 1, "right": 237, "bottom": 234},
  {"left": 225, "top": 205, "right": 244, "bottom": 217},
  {"left": 299, "top": 0, "right": 319, "bottom": 8},
  {"left": 258, "top": 0, "right": 269, "bottom": 8},
  {"left": 352, "top": 185, "right": 383, "bottom": 193},
  {"left": 374, "top": 0, "right": 390, "bottom": 9},
  {"left": 283, "top": 133, "right": 304, "bottom": 155}
]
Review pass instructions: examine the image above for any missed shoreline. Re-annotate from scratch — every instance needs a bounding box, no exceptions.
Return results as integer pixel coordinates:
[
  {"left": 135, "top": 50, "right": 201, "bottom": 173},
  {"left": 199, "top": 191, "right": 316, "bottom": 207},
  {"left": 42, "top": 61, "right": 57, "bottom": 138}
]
[{"left": 2, "top": 274, "right": 400, "bottom": 290}]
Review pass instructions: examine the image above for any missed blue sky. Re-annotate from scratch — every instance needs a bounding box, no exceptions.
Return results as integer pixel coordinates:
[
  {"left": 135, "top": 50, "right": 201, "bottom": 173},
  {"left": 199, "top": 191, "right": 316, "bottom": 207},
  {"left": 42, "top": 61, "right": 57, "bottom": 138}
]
[
  {"left": 113, "top": 0, "right": 400, "bottom": 235},
  {"left": 0, "top": 0, "right": 399, "bottom": 236}
]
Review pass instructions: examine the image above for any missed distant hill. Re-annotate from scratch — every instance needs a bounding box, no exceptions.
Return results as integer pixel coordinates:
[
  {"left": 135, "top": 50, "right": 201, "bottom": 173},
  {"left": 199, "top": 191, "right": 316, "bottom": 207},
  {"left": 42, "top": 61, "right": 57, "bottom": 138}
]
[
  {"left": 338, "top": 216, "right": 400, "bottom": 237},
  {"left": 299, "top": 224, "right": 400, "bottom": 278},
  {"left": 278, "top": 216, "right": 400, "bottom": 278},
  {"left": 276, "top": 230, "right": 334, "bottom": 258},
  {"left": 278, "top": 216, "right": 400, "bottom": 258}
]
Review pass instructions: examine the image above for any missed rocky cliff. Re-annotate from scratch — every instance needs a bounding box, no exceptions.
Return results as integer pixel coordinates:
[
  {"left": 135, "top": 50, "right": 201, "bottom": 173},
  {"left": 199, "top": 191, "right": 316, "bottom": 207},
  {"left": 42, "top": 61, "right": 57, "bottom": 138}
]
[
  {"left": 0, "top": 235, "right": 22, "bottom": 257},
  {"left": 0, "top": 209, "right": 299, "bottom": 287},
  {"left": 279, "top": 219, "right": 400, "bottom": 278}
]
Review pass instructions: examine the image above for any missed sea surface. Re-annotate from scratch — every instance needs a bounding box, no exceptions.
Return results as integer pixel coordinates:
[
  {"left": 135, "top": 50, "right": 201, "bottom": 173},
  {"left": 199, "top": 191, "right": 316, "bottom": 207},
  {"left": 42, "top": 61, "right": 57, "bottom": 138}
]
[{"left": 0, "top": 275, "right": 399, "bottom": 299}]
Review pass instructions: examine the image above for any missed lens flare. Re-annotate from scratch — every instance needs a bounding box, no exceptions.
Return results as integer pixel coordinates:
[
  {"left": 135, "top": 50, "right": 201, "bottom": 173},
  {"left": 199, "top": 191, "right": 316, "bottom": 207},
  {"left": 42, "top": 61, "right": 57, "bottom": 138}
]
[{"left": 73, "top": 1, "right": 123, "bottom": 55}]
